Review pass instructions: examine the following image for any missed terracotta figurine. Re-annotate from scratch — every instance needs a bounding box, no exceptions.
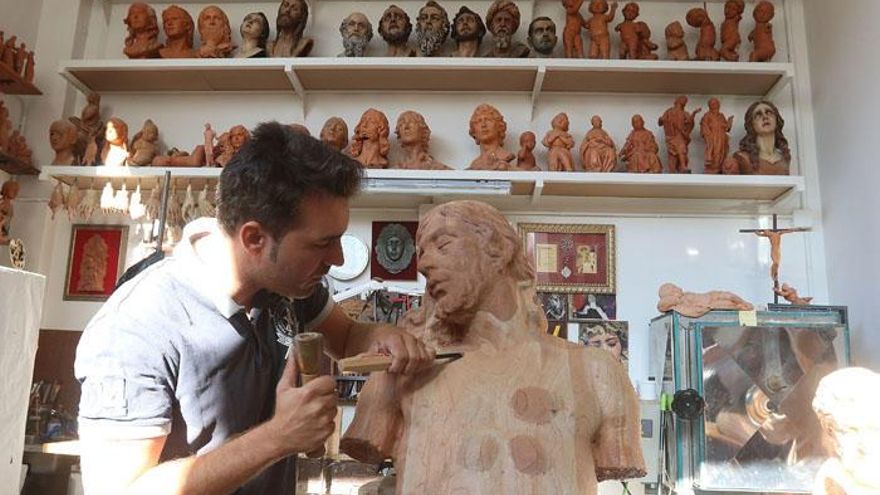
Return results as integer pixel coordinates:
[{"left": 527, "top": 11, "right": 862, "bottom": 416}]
[
  {"left": 350, "top": 108, "right": 391, "bottom": 169},
  {"left": 197, "top": 6, "right": 235, "bottom": 58},
  {"left": 7, "top": 131, "right": 33, "bottom": 166},
  {"left": 657, "top": 283, "right": 753, "bottom": 317},
  {"left": 484, "top": 0, "right": 530, "bottom": 58},
  {"left": 700, "top": 98, "right": 734, "bottom": 174},
  {"left": 340, "top": 12, "right": 374, "bottom": 57},
  {"left": 686, "top": 7, "right": 720, "bottom": 61},
  {"left": 720, "top": 0, "right": 745, "bottom": 62},
  {"left": 749, "top": 1, "right": 776, "bottom": 62},
  {"left": 467, "top": 103, "right": 514, "bottom": 170},
  {"left": 77, "top": 234, "right": 109, "bottom": 291},
  {"left": 152, "top": 146, "right": 206, "bottom": 167},
  {"left": 320, "top": 117, "right": 349, "bottom": 152},
  {"left": 743, "top": 225, "right": 809, "bottom": 291},
  {"left": 204, "top": 123, "right": 216, "bottom": 166},
  {"left": 561, "top": 0, "right": 587, "bottom": 59},
  {"left": 774, "top": 283, "right": 812, "bottom": 305},
  {"left": 236, "top": 12, "right": 270, "bottom": 58},
  {"left": 70, "top": 93, "right": 104, "bottom": 166},
  {"left": 214, "top": 125, "right": 249, "bottom": 167},
  {"left": 543, "top": 112, "right": 576, "bottom": 172},
  {"left": 730, "top": 100, "right": 791, "bottom": 175},
  {"left": 621, "top": 115, "right": 662, "bottom": 173},
  {"left": 393, "top": 111, "right": 450, "bottom": 170},
  {"left": 159, "top": 5, "right": 196, "bottom": 58},
  {"left": 451, "top": 6, "right": 485, "bottom": 57},
  {"left": 1, "top": 36, "right": 15, "bottom": 68},
  {"left": 268, "top": 0, "right": 314, "bottom": 58},
  {"left": 127, "top": 119, "right": 160, "bottom": 166},
  {"left": 528, "top": 17, "right": 558, "bottom": 57},
  {"left": 48, "top": 181, "right": 66, "bottom": 220},
  {"left": 49, "top": 119, "right": 80, "bottom": 165},
  {"left": 341, "top": 200, "right": 646, "bottom": 493},
  {"left": 515, "top": 131, "right": 540, "bottom": 171},
  {"left": 585, "top": 0, "right": 618, "bottom": 59},
  {"left": 13, "top": 42, "right": 27, "bottom": 74},
  {"left": 0, "top": 180, "right": 20, "bottom": 245},
  {"left": 379, "top": 5, "right": 416, "bottom": 57},
  {"left": 0, "top": 101, "right": 10, "bottom": 151},
  {"left": 665, "top": 21, "right": 689, "bottom": 61},
  {"left": 123, "top": 2, "right": 161, "bottom": 59},
  {"left": 658, "top": 96, "right": 702, "bottom": 173},
  {"left": 579, "top": 115, "right": 617, "bottom": 172},
  {"left": 23, "top": 50, "right": 35, "bottom": 83},
  {"left": 100, "top": 117, "right": 129, "bottom": 167},
  {"left": 616, "top": 3, "right": 656, "bottom": 60},
  {"left": 415, "top": 1, "right": 450, "bottom": 57}
]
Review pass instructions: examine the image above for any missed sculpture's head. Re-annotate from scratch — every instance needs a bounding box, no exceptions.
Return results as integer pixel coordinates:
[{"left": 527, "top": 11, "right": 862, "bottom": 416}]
[
  {"left": 753, "top": 1, "right": 775, "bottom": 23},
  {"left": 486, "top": 0, "right": 521, "bottom": 37},
  {"left": 415, "top": 1, "right": 450, "bottom": 55},
  {"left": 665, "top": 21, "right": 684, "bottom": 39},
  {"left": 240, "top": 12, "right": 270, "bottom": 47},
  {"left": 724, "top": 0, "right": 745, "bottom": 19},
  {"left": 551, "top": 112, "right": 570, "bottom": 131},
  {"left": 162, "top": 5, "right": 194, "bottom": 41},
  {"left": 49, "top": 120, "right": 78, "bottom": 152},
  {"left": 685, "top": 7, "right": 707, "bottom": 28},
  {"left": 105, "top": 117, "right": 128, "bottom": 146},
  {"left": 277, "top": 0, "right": 309, "bottom": 34},
  {"left": 340, "top": 12, "right": 373, "bottom": 56},
  {"left": 198, "top": 5, "right": 231, "bottom": 44},
  {"left": 527, "top": 17, "right": 556, "bottom": 55},
  {"left": 519, "top": 131, "right": 536, "bottom": 150},
  {"left": 125, "top": 3, "right": 159, "bottom": 35},
  {"left": 622, "top": 2, "right": 640, "bottom": 21},
  {"left": 355, "top": 108, "right": 389, "bottom": 141},
  {"left": 395, "top": 111, "right": 430, "bottom": 150},
  {"left": 451, "top": 6, "right": 485, "bottom": 43},
  {"left": 379, "top": 5, "right": 412, "bottom": 44},
  {"left": 468, "top": 103, "right": 507, "bottom": 146},
  {"left": 320, "top": 117, "right": 349, "bottom": 151}
]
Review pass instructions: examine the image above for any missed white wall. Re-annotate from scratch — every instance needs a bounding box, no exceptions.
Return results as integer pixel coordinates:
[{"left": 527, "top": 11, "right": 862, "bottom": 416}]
[{"left": 803, "top": 0, "right": 880, "bottom": 370}]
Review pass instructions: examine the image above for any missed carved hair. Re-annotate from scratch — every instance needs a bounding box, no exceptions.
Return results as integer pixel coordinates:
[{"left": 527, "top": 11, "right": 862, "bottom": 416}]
[
  {"left": 468, "top": 104, "right": 507, "bottom": 145},
  {"left": 395, "top": 111, "right": 430, "bottom": 151},
  {"left": 486, "top": 0, "right": 521, "bottom": 33},
  {"left": 124, "top": 3, "right": 160, "bottom": 43},
  {"left": 451, "top": 6, "right": 486, "bottom": 41},
  {"left": 739, "top": 100, "right": 790, "bottom": 171},
  {"left": 379, "top": 5, "right": 413, "bottom": 42},
  {"left": 350, "top": 108, "right": 390, "bottom": 158}
]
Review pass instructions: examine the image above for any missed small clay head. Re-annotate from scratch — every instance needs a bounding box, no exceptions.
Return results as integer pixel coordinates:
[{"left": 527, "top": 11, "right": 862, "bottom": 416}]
[
  {"left": 589, "top": 0, "right": 609, "bottom": 14},
  {"left": 141, "top": 119, "right": 159, "bottom": 140},
  {"left": 162, "top": 5, "right": 194, "bottom": 41},
  {"left": 551, "top": 112, "right": 569, "bottom": 131},
  {"left": 49, "top": 120, "right": 78, "bottom": 151},
  {"left": 395, "top": 111, "right": 430, "bottom": 149},
  {"left": 241, "top": 12, "right": 270, "bottom": 47},
  {"left": 590, "top": 115, "right": 603, "bottom": 128},
  {"left": 416, "top": 1, "right": 450, "bottom": 55},
  {"left": 451, "top": 6, "right": 486, "bottom": 43},
  {"left": 355, "top": 108, "right": 389, "bottom": 141},
  {"left": 469, "top": 103, "right": 507, "bottom": 145},
  {"left": 229, "top": 125, "right": 250, "bottom": 149},
  {"left": 379, "top": 5, "right": 413, "bottom": 44},
  {"left": 527, "top": 17, "right": 557, "bottom": 55},
  {"left": 519, "top": 131, "right": 536, "bottom": 150},
  {"left": 675, "top": 95, "right": 688, "bottom": 107},
  {"left": 125, "top": 2, "right": 159, "bottom": 35},
  {"left": 276, "top": 0, "right": 309, "bottom": 38},
  {"left": 1, "top": 180, "right": 20, "bottom": 200},
  {"left": 631, "top": 114, "right": 645, "bottom": 129},
  {"left": 753, "top": 1, "right": 775, "bottom": 22},
  {"left": 724, "top": 0, "right": 745, "bottom": 19},
  {"left": 486, "top": 0, "right": 521, "bottom": 36},
  {"left": 563, "top": 0, "right": 585, "bottom": 15},
  {"left": 340, "top": 12, "right": 373, "bottom": 57},
  {"left": 105, "top": 118, "right": 128, "bottom": 145},
  {"left": 622, "top": 2, "right": 639, "bottom": 21},
  {"left": 708, "top": 97, "right": 721, "bottom": 111},
  {"left": 320, "top": 117, "right": 349, "bottom": 151},
  {"left": 665, "top": 21, "right": 684, "bottom": 38},
  {"left": 686, "top": 8, "right": 708, "bottom": 28},
  {"left": 198, "top": 6, "right": 232, "bottom": 45}
]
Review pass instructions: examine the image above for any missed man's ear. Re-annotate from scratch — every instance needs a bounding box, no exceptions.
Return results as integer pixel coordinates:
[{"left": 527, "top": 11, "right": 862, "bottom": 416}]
[{"left": 238, "top": 221, "right": 269, "bottom": 257}]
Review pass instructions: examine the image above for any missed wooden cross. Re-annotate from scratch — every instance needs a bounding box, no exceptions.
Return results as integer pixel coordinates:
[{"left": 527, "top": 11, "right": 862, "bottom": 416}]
[{"left": 740, "top": 214, "right": 811, "bottom": 303}]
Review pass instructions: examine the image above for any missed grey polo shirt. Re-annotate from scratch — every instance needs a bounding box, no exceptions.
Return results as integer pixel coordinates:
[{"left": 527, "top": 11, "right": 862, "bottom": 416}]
[{"left": 75, "top": 218, "right": 334, "bottom": 495}]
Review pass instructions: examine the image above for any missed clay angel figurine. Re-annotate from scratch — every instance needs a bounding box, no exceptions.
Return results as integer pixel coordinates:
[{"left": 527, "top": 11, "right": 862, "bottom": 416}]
[
  {"left": 543, "top": 112, "right": 576, "bottom": 172},
  {"left": 123, "top": 3, "right": 161, "bottom": 59},
  {"left": 392, "top": 111, "right": 451, "bottom": 170},
  {"left": 127, "top": 119, "right": 159, "bottom": 166},
  {"left": 749, "top": 1, "right": 776, "bottom": 62},
  {"left": 579, "top": 115, "right": 617, "bottom": 172},
  {"left": 720, "top": 0, "right": 745, "bottom": 62},
  {"left": 467, "top": 103, "right": 515, "bottom": 170},
  {"left": 665, "top": 21, "right": 689, "bottom": 61},
  {"left": 585, "top": 0, "right": 618, "bottom": 59},
  {"left": 616, "top": 3, "right": 656, "bottom": 60},
  {"left": 728, "top": 100, "right": 791, "bottom": 175},
  {"left": 686, "top": 7, "right": 720, "bottom": 61},
  {"left": 561, "top": 0, "right": 587, "bottom": 59},
  {"left": 236, "top": 12, "right": 270, "bottom": 58},
  {"left": 620, "top": 114, "right": 662, "bottom": 173},
  {"left": 159, "top": 5, "right": 196, "bottom": 58},
  {"left": 515, "top": 131, "right": 540, "bottom": 171},
  {"left": 100, "top": 118, "right": 129, "bottom": 167},
  {"left": 350, "top": 108, "right": 390, "bottom": 169},
  {"left": 658, "top": 96, "right": 702, "bottom": 173},
  {"left": 700, "top": 98, "right": 734, "bottom": 174},
  {"left": 320, "top": 117, "right": 349, "bottom": 152},
  {"left": 196, "top": 6, "right": 235, "bottom": 58}
]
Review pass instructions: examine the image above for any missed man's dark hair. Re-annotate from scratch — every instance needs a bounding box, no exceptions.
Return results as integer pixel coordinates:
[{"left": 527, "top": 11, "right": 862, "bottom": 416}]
[{"left": 217, "top": 121, "right": 362, "bottom": 240}]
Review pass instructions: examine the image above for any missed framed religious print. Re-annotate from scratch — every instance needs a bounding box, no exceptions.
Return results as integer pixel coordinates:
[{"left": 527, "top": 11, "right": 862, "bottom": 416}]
[
  {"left": 519, "top": 223, "right": 615, "bottom": 293},
  {"left": 371, "top": 221, "right": 418, "bottom": 281},
  {"left": 64, "top": 224, "right": 128, "bottom": 301},
  {"left": 568, "top": 293, "right": 617, "bottom": 321}
]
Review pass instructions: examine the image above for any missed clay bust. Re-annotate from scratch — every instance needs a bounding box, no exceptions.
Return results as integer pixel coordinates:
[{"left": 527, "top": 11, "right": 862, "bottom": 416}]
[
  {"left": 621, "top": 114, "right": 662, "bottom": 173},
  {"left": 379, "top": 5, "right": 415, "bottom": 57},
  {"left": 123, "top": 2, "right": 161, "bottom": 59},
  {"left": 615, "top": 3, "right": 656, "bottom": 59},
  {"left": 77, "top": 234, "right": 109, "bottom": 292},
  {"left": 775, "top": 283, "right": 812, "bottom": 305},
  {"left": 236, "top": 12, "right": 270, "bottom": 58},
  {"left": 515, "top": 131, "right": 539, "bottom": 171},
  {"left": 749, "top": 1, "right": 776, "bottom": 62},
  {"left": 686, "top": 7, "right": 720, "bottom": 61},
  {"left": 731, "top": 100, "right": 791, "bottom": 175},
  {"left": 579, "top": 115, "right": 617, "bottom": 172},
  {"left": 341, "top": 200, "right": 646, "bottom": 493},
  {"left": 484, "top": 0, "right": 530, "bottom": 58},
  {"left": 528, "top": 17, "right": 558, "bottom": 57},
  {"left": 700, "top": 98, "right": 734, "bottom": 174},
  {"left": 656, "top": 282, "right": 753, "bottom": 318},
  {"left": 350, "top": 108, "right": 391, "bottom": 169},
  {"left": 585, "top": 0, "right": 618, "bottom": 59},
  {"left": 214, "top": 125, "right": 250, "bottom": 167},
  {"left": 543, "top": 112, "right": 576, "bottom": 172},
  {"left": 451, "top": 6, "right": 486, "bottom": 58},
  {"left": 393, "top": 111, "right": 450, "bottom": 170},
  {"left": 658, "top": 96, "right": 702, "bottom": 174},
  {"left": 128, "top": 119, "right": 159, "bottom": 166},
  {"left": 100, "top": 117, "right": 129, "bottom": 167},
  {"left": 268, "top": 0, "right": 314, "bottom": 58},
  {"left": 720, "top": 0, "right": 745, "bottom": 62},
  {"left": 49, "top": 119, "right": 79, "bottom": 166},
  {"left": 665, "top": 21, "right": 689, "bottom": 61},
  {"left": 197, "top": 6, "right": 235, "bottom": 58},
  {"left": 320, "top": 117, "right": 349, "bottom": 152},
  {"left": 561, "top": 0, "right": 587, "bottom": 59},
  {"left": 467, "top": 103, "right": 514, "bottom": 171},
  {"left": 339, "top": 12, "right": 374, "bottom": 57},
  {"left": 415, "top": 1, "right": 450, "bottom": 57},
  {"left": 0, "top": 180, "right": 20, "bottom": 245},
  {"left": 159, "top": 5, "right": 196, "bottom": 58}
]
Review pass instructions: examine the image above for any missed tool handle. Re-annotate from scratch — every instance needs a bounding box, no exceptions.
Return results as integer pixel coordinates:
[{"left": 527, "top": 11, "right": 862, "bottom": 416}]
[
  {"left": 338, "top": 354, "right": 393, "bottom": 374},
  {"left": 293, "top": 332, "right": 326, "bottom": 458}
]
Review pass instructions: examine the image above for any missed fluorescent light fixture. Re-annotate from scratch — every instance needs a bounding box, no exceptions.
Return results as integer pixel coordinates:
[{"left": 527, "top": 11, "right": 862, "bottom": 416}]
[{"left": 363, "top": 178, "right": 511, "bottom": 196}]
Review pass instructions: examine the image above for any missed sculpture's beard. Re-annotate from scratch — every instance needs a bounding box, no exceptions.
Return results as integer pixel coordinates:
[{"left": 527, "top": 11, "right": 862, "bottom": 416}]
[
  {"left": 429, "top": 273, "right": 484, "bottom": 331},
  {"left": 382, "top": 25, "right": 409, "bottom": 45},
  {"left": 343, "top": 34, "right": 370, "bottom": 57},
  {"left": 416, "top": 25, "right": 448, "bottom": 56},
  {"left": 493, "top": 32, "right": 512, "bottom": 50},
  {"left": 532, "top": 37, "right": 554, "bottom": 54}
]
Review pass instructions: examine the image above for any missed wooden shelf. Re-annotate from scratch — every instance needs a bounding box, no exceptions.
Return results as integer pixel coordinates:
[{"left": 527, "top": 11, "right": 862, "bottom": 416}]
[
  {"left": 0, "top": 150, "right": 39, "bottom": 175},
  {"left": 0, "top": 62, "right": 41, "bottom": 95}
]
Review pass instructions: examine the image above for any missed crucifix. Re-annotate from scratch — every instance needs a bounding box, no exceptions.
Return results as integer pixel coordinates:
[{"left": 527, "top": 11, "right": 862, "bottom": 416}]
[{"left": 740, "top": 214, "right": 811, "bottom": 303}]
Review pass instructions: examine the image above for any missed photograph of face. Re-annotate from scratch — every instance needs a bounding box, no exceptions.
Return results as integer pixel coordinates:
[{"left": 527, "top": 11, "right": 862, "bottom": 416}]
[{"left": 578, "top": 320, "right": 628, "bottom": 365}]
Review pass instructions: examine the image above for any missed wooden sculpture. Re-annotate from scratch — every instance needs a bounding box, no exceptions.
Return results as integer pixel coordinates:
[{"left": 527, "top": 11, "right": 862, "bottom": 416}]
[
  {"left": 100, "top": 117, "right": 129, "bottom": 167},
  {"left": 341, "top": 200, "right": 646, "bottom": 494},
  {"left": 580, "top": 115, "right": 617, "bottom": 172},
  {"left": 658, "top": 96, "right": 702, "bottom": 173},
  {"left": 740, "top": 220, "right": 810, "bottom": 296},
  {"left": 269, "top": 0, "right": 314, "bottom": 57},
  {"left": 467, "top": 104, "right": 514, "bottom": 170},
  {"left": 48, "top": 119, "right": 79, "bottom": 166},
  {"left": 516, "top": 131, "right": 540, "bottom": 171},
  {"left": 562, "top": 0, "right": 587, "bottom": 58},
  {"left": 393, "top": 111, "right": 450, "bottom": 170},
  {"left": 236, "top": 12, "right": 270, "bottom": 58},
  {"left": 379, "top": 5, "right": 416, "bottom": 57},
  {"left": 416, "top": 1, "right": 451, "bottom": 57},
  {"left": 543, "top": 112, "right": 576, "bottom": 172},
  {"left": 320, "top": 117, "right": 349, "bottom": 152},
  {"left": 159, "top": 5, "right": 196, "bottom": 58},
  {"left": 451, "top": 6, "right": 486, "bottom": 57},
  {"left": 484, "top": 0, "right": 530, "bottom": 58},
  {"left": 749, "top": 1, "right": 776, "bottom": 62},
  {"left": 351, "top": 108, "right": 391, "bottom": 169},
  {"left": 196, "top": 6, "right": 235, "bottom": 58},
  {"left": 123, "top": 2, "right": 161, "bottom": 59},
  {"left": 700, "top": 98, "right": 734, "bottom": 174},
  {"left": 340, "top": 12, "right": 374, "bottom": 57},
  {"left": 621, "top": 115, "right": 662, "bottom": 173},
  {"left": 657, "top": 282, "right": 753, "bottom": 317},
  {"left": 720, "top": 0, "right": 745, "bottom": 61},
  {"left": 586, "top": 0, "right": 618, "bottom": 59},
  {"left": 730, "top": 100, "right": 791, "bottom": 175},
  {"left": 686, "top": 7, "right": 720, "bottom": 61}
]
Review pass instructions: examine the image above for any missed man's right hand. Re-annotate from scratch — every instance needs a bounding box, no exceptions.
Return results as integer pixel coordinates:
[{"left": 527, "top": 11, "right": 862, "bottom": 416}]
[{"left": 267, "top": 352, "right": 338, "bottom": 455}]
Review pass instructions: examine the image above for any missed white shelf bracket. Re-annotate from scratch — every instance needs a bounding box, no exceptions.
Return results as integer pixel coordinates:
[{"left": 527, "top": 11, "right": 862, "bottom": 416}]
[
  {"left": 766, "top": 72, "right": 793, "bottom": 100},
  {"left": 531, "top": 178, "right": 544, "bottom": 205},
  {"left": 530, "top": 65, "right": 546, "bottom": 122},
  {"left": 284, "top": 64, "right": 307, "bottom": 121}
]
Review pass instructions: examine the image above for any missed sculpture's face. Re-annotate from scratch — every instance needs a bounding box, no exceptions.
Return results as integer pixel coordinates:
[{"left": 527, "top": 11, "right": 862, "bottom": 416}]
[
  {"left": 396, "top": 114, "right": 423, "bottom": 145},
  {"left": 199, "top": 7, "right": 225, "bottom": 31},
  {"left": 472, "top": 110, "right": 503, "bottom": 144},
  {"left": 529, "top": 19, "right": 556, "bottom": 54},
  {"left": 754, "top": 2, "right": 774, "bottom": 22},
  {"left": 381, "top": 7, "right": 408, "bottom": 38},
  {"left": 241, "top": 13, "right": 267, "bottom": 39},
  {"left": 454, "top": 12, "right": 479, "bottom": 39},
  {"left": 386, "top": 236, "right": 403, "bottom": 261},
  {"left": 667, "top": 22, "right": 684, "bottom": 38},
  {"left": 49, "top": 122, "right": 74, "bottom": 151},
  {"left": 751, "top": 103, "right": 778, "bottom": 136},
  {"left": 358, "top": 113, "right": 384, "bottom": 140},
  {"left": 230, "top": 126, "right": 248, "bottom": 148},
  {"left": 631, "top": 115, "right": 644, "bottom": 130},
  {"left": 321, "top": 119, "right": 348, "bottom": 149},
  {"left": 417, "top": 5, "right": 445, "bottom": 32},
  {"left": 490, "top": 10, "right": 517, "bottom": 36},
  {"left": 343, "top": 13, "right": 371, "bottom": 38},
  {"left": 105, "top": 122, "right": 120, "bottom": 142},
  {"left": 278, "top": 0, "right": 306, "bottom": 28},
  {"left": 708, "top": 99, "right": 720, "bottom": 111},
  {"left": 589, "top": 0, "right": 608, "bottom": 14},
  {"left": 127, "top": 5, "right": 150, "bottom": 31},
  {"left": 520, "top": 132, "right": 535, "bottom": 150},
  {"left": 164, "top": 9, "right": 189, "bottom": 37},
  {"left": 591, "top": 116, "right": 602, "bottom": 128},
  {"left": 725, "top": 1, "right": 744, "bottom": 18},
  {"left": 552, "top": 113, "right": 569, "bottom": 131},
  {"left": 623, "top": 3, "right": 639, "bottom": 20}
]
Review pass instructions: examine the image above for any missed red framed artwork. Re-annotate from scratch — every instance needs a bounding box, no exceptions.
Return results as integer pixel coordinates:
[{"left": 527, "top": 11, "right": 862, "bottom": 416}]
[
  {"left": 519, "top": 223, "right": 616, "bottom": 293},
  {"left": 370, "top": 221, "right": 418, "bottom": 281},
  {"left": 64, "top": 224, "right": 128, "bottom": 301}
]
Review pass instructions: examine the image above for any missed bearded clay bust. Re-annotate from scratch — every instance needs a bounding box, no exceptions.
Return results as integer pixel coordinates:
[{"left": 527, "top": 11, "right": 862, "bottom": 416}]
[
  {"left": 450, "top": 6, "right": 486, "bottom": 57},
  {"left": 320, "top": 117, "right": 349, "bottom": 152},
  {"left": 339, "top": 12, "right": 373, "bottom": 57},
  {"left": 197, "top": 6, "right": 235, "bottom": 58},
  {"left": 484, "top": 0, "right": 530, "bottom": 58},
  {"left": 341, "top": 200, "right": 646, "bottom": 494},
  {"left": 380, "top": 5, "right": 416, "bottom": 57},
  {"left": 123, "top": 2, "right": 161, "bottom": 59},
  {"left": 415, "top": 1, "right": 450, "bottom": 57},
  {"left": 467, "top": 104, "right": 514, "bottom": 171},
  {"left": 393, "top": 110, "right": 450, "bottom": 170},
  {"left": 269, "top": 0, "right": 314, "bottom": 58},
  {"left": 350, "top": 108, "right": 390, "bottom": 169},
  {"left": 731, "top": 100, "right": 791, "bottom": 175},
  {"left": 49, "top": 119, "right": 79, "bottom": 165},
  {"left": 656, "top": 282, "right": 753, "bottom": 318},
  {"left": 159, "top": 5, "right": 196, "bottom": 58}
]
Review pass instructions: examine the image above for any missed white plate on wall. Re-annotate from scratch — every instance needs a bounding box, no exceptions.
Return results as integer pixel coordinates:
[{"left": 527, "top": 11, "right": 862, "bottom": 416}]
[{"left": 329, "top": 234, "right": 368, "bottom": 281}]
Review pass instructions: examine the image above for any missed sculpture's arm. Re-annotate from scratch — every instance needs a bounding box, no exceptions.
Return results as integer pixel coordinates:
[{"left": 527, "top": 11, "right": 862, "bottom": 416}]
[{"left": 340, "top": 371, "right": 403, "bottom": 464}]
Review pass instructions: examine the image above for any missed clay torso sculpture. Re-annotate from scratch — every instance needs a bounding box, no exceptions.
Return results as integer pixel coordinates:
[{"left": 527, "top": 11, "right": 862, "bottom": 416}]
[
  {"left": 393, "top": 111, "right": 450, "bottom": 170},
  {"left": 621, "top": 115, "right": 662, "bottom": 173},
  {"left": 159, "top": 5, "right": 196, "bottom": 58},
  {"left": 127, "top": 119, "right": 159, "bottom": 166},
  {"left": 516, "top": 131, "right": 540, "bottom": 171},
  {"left": 350, "top": 109, "right": 391, "bottom": 169},
  {"left": 579, "top": 115, "right": 617, "bottom": 172},
  {"left": 236, "top": 12, "right": 270, "bottom": 58},
  {"left": 749, "top": 1, "right": 776, "bottom": 62},
  {"left": 528, "top": 17, "right": 557, "bottom": 57},
  {"left": 562, "top": 0, "right": 587, "bottom": 58},
  {"left": 585, "top": 0, "right": 618, "bottom": 59},
  {"left": 720, "top": 0, "right": 745, "bottom": 61},
  {"left": 665, "top": 22, "right": 689, "bottom": 61},
  {"left": 687, "top": 8, "right": 720, "bottom": 61},
  {"left": 123, "top": 3, "right": 161, "bottom": 59},
  {"left": 484, "top": 0, "right": 530, "bottom": 58},
  {"left": 341, "top": 200, "right": 646, "bottom": 494},
  {"left": 467, "top": 104, "right": 515, "bottom": 170},
  {"left": 197, "top": 6, "right": 235, "bottom": 58},
  {"left": 320, "top": 117, "right": 349, "bottom": 152},
  {"left": 657, "top": 282, "right": 753, "bottom": 318},
  {"left": 49, "top": 120, "right": 79, "bottom": 165},
  {"left": 658, "top": 96, "right": 702, "bottom": 173},
  {"left": 451, "top": 6, "right": 485, "bottom": 57},
  {"left": 339, "top": 12, "right": 374, "bottom": 57},
  {"left": 380, "top": 5, "right": 416, "bottom": 57},
  {"left": 100, "top": 118, "right": 129, "bottom": 167},
  {"left": 732, "top": 100, "right": 791, "bottom": 175},
  {"left": 0, "top": 180, "right": 20, "bottom": 245},
  {"left": 700, "top": 98, "right": 734, "bottom": 174},
  {"left": 416, "top": 1, "right": 450, "bottom": 57},
  {"left": 269, "top": 0, "right": 314, "bottom": 58},
  {"left": 543, "top": 113, "right": 576, "bottom": 172}
]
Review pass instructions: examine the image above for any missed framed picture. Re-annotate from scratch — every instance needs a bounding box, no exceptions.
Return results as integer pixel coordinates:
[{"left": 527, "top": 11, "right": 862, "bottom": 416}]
[
  {"left": 568, "top": 293, "right": 617, "bottom": 321},
  {"left": 578, "top": 320, "right": 629, "bottom": 366},
  {"left": 371, "top": 221, "right": 418, "bottom": 281},
  {"left": 538, "top": 292, "right": 568, "bottom": 322},
  {"left": 64, "top": 224, "right": 128, "bottom": 301},
  {"left": 519, "top": 223, "right": 615, "bottom": 293}
]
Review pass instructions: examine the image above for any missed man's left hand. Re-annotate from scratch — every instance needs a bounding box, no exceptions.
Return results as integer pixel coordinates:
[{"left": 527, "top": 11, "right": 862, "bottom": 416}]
[{"left": 371, "top": 328, "right": 435, "bottom": 375}]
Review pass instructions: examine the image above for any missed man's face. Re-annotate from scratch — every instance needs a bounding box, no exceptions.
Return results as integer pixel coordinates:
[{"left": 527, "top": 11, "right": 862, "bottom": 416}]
[
  {"left": 386, "top": 236, "right": 403, "bottom": 261},
  {"left": 382, "top": 7, "right": 408, "bottom": 40},
  {"left": 455, "top": 13, "right": 480, "bottom": 40},
  {"left": 418, "top": 6, "right": 445, "bottom": 32},
  {"left": 164, "top": 10, "right": 187, "bottom": 37},
  {"left": 529, "top": 19, "right": 556, "bottom": 54},
  {"left": 278, "top": 0, "right": 305, "bottom": 29},
  {"left": 491, "top": 10, "right": 516, "bottom": 36}
]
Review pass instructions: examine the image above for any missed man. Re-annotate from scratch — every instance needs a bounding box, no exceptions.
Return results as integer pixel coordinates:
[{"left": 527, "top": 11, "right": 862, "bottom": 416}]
[
  {"left": 415, "top": 0, "right": 450, "bottom": 57},
  {"left": 339, "top": 12, "right": 373, "bottom": 57},
  {"left": 379, "top": 5, "right": 415, "bottom": 57},
  {"left": 75, "top": 122, "right": 434, "bottom": 495},
  {"left": 450, "top": 6, "right": 485, "bottom": 57},
  {"left": 483, "top": 0, "right": 530, "bottom": 58},
  {"left": 528, "top": 16, "right": 558, "bottom": 57},
  {"left": 269, "top": 0, "right": 314, "bottom": 57}
]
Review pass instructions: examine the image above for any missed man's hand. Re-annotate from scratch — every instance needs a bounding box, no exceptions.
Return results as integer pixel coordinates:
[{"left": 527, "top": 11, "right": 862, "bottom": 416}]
[
  {"left": 371, "top": 328, "right": 435, "bottom": 375},
  {"left": 266, "top": 352, "right": 337, "bottom": 455}
]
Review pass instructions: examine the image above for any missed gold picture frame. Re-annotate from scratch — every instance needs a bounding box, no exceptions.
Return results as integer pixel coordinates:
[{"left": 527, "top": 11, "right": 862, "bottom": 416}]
[{"left": 519, "top": 223, "right": 615, "bottom": 293}]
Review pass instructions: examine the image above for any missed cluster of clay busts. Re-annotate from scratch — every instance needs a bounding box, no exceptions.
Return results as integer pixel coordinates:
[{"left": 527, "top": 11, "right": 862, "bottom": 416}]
[
  {"left": 0, "top": 101, "right": 34, "bottom": 166},
  {"left": 0, "top": 30, "right": 36, "bottom": 83}
]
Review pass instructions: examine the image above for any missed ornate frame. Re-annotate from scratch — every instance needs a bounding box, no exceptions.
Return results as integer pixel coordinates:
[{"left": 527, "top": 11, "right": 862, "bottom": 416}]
[
  {"left": 63, "top": 224, "right": 128, "bottom": 301},
  {"left": 519, "top": 223, "right": 616, "bottom": 293}
]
